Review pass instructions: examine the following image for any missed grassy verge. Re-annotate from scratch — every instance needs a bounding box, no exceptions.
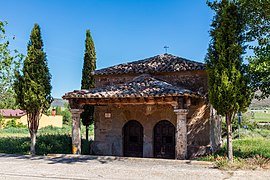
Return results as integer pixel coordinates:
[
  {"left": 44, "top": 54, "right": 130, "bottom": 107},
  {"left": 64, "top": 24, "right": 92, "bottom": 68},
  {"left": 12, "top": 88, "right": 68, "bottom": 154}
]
[
  {"left": 217, "top": 138, "right": 270, "bottom": 158},
  {"left": 0, "top": 125, "right": 94, "bottom": 155},
  {"left": 196, "top": 131, "right": 270, "bottom": 170}
]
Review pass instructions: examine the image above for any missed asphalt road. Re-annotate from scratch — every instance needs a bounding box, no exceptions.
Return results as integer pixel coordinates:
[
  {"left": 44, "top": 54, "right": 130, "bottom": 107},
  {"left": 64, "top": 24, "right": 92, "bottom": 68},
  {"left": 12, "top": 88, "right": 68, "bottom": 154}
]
[{"left": 0, "top": 154, "right": 269, "bottom": 180}]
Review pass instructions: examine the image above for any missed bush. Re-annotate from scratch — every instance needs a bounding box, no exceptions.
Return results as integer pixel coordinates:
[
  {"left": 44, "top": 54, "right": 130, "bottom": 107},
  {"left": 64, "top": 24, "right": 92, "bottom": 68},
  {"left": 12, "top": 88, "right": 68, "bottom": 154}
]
[
  {"left": 0, "top": 137, "right": 31, "bottom": 154},
  {"left": 0, "top": 115, "right": 4, "bottom": 128},
  {"left": 61, "top": 109, "right": 72, "bottom": 125},
  {"left": 5, "top": 119, "right": 27, "bottom": 128},
  {"left": 0, "top": 134, "right": 91, "bottom": 155},
  {"left": 5, "top": 119, "right": 17, "bottom": 128}
]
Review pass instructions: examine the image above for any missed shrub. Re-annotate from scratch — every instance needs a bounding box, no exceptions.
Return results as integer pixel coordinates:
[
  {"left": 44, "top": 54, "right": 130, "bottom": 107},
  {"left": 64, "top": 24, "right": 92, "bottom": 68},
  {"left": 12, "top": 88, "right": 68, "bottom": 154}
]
[
  {"left": 61, "top": 109, "right": 72, "bottom": 125},
  {"left": 0, "top": 137, "right": 31, "bottom": 154},
  {"left": 5, "top": 119, "right": 17, "bottom": 127},
  {"left": 0, "top": 134, "right": 92, "bottom": 155},
  {"left": 5, "top": 119, "right": 27, "bottom": 128}
]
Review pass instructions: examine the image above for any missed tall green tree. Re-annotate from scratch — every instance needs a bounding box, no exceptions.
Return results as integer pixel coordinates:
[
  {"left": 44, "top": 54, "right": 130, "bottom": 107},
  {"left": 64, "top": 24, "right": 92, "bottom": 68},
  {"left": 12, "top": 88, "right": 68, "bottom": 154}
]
[
  {"left": 14, "top": 24, "right": 52, "bottom": 155},
  {"left": 0, "top": 21, "right": 22, "bottom": 109},
  {"left": 206, "top": 0, "right": 252, "bottom": 161},
  {"left": 239, "top": 0, "right": 270, "bottom": 99},
  {"left": 55, "top": 106, "right": 62, "bottom": 115},
  {"left": 80, "top": 29, "right": 96, "bottom": 141}
]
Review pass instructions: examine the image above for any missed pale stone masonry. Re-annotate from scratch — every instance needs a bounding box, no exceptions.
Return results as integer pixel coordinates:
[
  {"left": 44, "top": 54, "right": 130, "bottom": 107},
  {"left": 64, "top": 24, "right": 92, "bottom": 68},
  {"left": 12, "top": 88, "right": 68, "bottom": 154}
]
[
  {"left": 63, "top": 53, "right": 221, "bottom": 159},
  {"left": 174, "top": 109, "right": 189, "bottom": 159},
  {"left": 70, "top": 109, "right": 83, "bottom": 154}
]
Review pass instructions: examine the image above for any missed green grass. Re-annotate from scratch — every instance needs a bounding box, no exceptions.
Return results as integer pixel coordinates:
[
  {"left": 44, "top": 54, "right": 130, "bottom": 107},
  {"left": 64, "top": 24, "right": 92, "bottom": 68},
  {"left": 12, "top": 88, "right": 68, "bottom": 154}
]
[
  {"left": 233, "top": 138, "right": 270, "bottom": 158},
  {"left": 197, "top": 128, "right": 270, "bottom": 162},
  {"left": 0, "top": 127, "right": 29, "bottom": 137},
  {"left": 197, "top": 137, "right": 270, "bottom": 170},
  {"left": 226, "top": 129, "right": 270, "bottom": 159},
  {"left": 215, "top": 138, "right": 270, "bottom": 159},
  {"left": 0, "top": 124, "right": 94, "bottom": 139},
  {"left": 0, "top": 125, "right": 94, "bottom": 155},
  {"left": 253, "top": 112, "right": 270, "bottom": 122}
]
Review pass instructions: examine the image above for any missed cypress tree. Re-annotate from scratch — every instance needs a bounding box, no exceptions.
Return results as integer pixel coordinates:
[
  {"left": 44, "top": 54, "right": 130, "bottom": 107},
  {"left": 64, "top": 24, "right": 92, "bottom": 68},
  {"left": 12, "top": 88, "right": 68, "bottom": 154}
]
[
  {"left": 81, "top": 29, "right": 96, "bottom": 142},
  {"left": 206, "top": 0, "right": 252, "bottom": 161},
  {"left": 14, "top": 24, "right": 52, "bottom": 155}
]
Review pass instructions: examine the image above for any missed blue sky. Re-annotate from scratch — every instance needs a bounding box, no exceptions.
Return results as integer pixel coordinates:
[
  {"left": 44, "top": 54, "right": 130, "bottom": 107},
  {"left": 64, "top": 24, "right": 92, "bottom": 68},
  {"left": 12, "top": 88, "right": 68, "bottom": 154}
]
[{"left": 2, "top": 0, "right": 213, "bottom": 98}]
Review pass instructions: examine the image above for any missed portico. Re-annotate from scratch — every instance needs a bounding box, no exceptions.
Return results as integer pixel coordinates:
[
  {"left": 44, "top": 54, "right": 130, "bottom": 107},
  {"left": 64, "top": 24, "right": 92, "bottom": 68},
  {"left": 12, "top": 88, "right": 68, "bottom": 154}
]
[{"left": 63, "top": 54, "right": 221, "bottom": 159}]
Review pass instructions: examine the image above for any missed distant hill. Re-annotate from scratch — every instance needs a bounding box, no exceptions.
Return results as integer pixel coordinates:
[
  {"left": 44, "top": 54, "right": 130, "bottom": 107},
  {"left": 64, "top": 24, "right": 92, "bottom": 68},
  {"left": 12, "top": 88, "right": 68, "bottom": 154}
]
[
  {"left": 51, "top": 98, "right": 68, "bottom": 108},
  {"left": 250, "top": 97, "right": 270, "bottom": 109}
]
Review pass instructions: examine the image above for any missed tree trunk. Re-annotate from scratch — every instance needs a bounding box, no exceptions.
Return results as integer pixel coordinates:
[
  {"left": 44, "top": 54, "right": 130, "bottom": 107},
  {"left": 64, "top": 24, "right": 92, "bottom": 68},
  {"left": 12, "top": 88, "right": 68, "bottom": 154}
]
[
  {"left": 30, "top": 131, "right": 37, "bottom": 155},
  {"left": 27, "top": 111, "right": 41, "bottom": 155},
  {"left": 86, "top": 125, "right": 89, "bottom": 141},
  {"left": 226, "top": 113, "right": 233, "bottom": 161}
]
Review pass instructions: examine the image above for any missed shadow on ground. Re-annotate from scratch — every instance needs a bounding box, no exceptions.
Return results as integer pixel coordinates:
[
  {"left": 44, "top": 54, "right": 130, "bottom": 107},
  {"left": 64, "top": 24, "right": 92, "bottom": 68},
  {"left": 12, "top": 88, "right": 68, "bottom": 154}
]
[{"left": 0, "top": 153, "right": 127, "bottom": 165}]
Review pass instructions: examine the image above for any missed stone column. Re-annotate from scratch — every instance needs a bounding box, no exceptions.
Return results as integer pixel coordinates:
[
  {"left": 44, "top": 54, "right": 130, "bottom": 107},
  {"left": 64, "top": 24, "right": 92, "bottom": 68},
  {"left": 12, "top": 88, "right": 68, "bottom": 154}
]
[
  {"left": 70, "top": 109, "right": 83, "bottom": 154},
  {"left": 174, "top": 109, "right": 188, "bottom": 160}
]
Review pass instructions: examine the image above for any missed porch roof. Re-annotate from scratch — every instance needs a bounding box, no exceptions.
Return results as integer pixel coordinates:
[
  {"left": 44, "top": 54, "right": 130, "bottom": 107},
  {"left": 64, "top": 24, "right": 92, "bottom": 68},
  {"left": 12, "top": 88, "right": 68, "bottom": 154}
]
[{"left": 63, "top": 75, "right": 200, "bottom": 100}]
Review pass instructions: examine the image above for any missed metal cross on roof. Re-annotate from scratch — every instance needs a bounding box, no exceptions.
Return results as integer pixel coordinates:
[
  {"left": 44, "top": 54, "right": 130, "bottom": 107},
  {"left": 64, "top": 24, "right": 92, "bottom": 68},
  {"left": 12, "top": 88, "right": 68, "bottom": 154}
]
[{"left": 164, "top": 46, "right": 169, "bottom": 53}]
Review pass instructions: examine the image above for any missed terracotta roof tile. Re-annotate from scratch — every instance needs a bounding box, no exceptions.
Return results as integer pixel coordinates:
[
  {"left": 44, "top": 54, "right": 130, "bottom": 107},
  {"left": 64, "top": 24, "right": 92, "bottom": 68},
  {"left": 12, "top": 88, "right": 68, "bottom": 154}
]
[
  {"left": 95, "top": 54, "right": 205, "bottom": 75},
  {"left": 0, "top": 109, "right": 26, "bottom": 117},
  {"left": 63, "top": 75, "right": 200, "bottom": 99}
]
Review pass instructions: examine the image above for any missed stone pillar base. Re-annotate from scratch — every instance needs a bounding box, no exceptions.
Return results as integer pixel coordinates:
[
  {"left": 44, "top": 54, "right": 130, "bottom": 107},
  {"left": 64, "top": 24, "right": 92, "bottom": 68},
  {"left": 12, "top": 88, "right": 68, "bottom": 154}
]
[
  {"left": 70, "top": 109, "right": 83, "bottom": 154},
  {"left": 174, "top": 109, "right": 188, "bottom": 160}
]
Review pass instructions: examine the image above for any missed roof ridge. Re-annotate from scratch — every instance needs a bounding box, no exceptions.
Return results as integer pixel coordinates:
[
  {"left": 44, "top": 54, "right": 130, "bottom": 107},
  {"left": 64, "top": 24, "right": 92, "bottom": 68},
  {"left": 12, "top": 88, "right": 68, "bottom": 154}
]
[{"left": 95, "top": 54, "right": 205, "bottom": 75}]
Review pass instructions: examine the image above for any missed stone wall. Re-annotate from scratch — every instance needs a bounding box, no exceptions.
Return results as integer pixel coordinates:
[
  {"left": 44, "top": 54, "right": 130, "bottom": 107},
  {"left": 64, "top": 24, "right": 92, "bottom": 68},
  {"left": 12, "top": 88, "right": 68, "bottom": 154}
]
[
  {"left": 91, "top": 99, "right": 210, "bottom": 158},
  {"left": 186, "top": 100, "right": 211, "bottom": 158}
]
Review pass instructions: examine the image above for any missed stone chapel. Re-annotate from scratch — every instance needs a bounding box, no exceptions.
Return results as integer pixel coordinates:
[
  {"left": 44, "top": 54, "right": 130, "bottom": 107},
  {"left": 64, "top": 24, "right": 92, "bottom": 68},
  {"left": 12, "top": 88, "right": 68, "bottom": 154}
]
[{"left": 63, "top": 54, "right": 221, "bottom": 159}]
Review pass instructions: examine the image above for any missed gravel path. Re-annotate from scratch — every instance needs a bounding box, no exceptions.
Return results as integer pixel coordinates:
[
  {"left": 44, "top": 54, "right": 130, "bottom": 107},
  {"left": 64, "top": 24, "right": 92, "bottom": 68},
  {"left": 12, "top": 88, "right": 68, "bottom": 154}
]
[{"left": 0, "top": 154, "right": 269, "bottom": 180}]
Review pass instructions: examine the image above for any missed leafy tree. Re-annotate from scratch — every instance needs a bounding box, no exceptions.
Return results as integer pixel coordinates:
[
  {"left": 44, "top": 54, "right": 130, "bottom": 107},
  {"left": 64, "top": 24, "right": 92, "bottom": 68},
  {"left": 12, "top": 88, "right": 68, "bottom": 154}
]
[
  {"left": 0, "top": 21, "right": 23, "bottom": 109},
  {"left": 14, "top": 24, "right": 52, "bottom": 155},
  {"left": 61, "top": 109, "right": 72, "bottom": 125},
  {"left": 55, "top": 106, "right": 61, "bottom": 115},
  {"left": 206, "top": 0, "right": 252, "bottom": 161},
  {"left": 239, "top": 0, "right": 270, "bottom": 99},
  {"left": 80, "top": 29, "right": 96, "bottom": 141},
  {"left": 0, "top": 114, "right": 3, "bottom": 128},
  {"left": 61, "top": 102, "right": 72, "bottom": 125}
]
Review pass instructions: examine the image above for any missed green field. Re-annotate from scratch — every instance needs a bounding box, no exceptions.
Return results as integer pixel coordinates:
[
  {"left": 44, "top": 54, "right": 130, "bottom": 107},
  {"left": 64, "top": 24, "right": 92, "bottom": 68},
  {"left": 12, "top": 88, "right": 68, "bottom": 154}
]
[{"left": 253, "top": 111, "right": 270, "bottom": 122}]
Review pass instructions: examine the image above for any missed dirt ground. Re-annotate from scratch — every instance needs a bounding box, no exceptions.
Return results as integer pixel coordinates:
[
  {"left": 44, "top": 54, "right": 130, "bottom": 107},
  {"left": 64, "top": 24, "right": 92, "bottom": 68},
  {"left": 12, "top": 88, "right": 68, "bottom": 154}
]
[{"left": 0, "top": 154, "right": 270, "bottom": 180}]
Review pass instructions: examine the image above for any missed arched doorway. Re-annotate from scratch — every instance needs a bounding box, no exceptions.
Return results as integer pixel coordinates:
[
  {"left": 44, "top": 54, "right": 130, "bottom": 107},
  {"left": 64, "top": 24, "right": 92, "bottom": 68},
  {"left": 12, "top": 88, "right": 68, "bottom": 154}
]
[
  {"left": 123, "top": 120, "right": 143, "bottom": 157},
  {"left": 154, "top": 120, "right": 175, "bottom": 159}
]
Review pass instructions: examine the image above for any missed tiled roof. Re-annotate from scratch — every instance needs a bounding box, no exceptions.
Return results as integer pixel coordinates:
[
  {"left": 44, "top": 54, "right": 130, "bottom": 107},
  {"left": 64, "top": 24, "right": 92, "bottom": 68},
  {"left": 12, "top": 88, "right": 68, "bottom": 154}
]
[
  {"left": 63, "top": 75, "right": 200, "bottom": 99},
  {"left": 0, "top": 109, "right": 26, "bottom": 117},
  {"left": 95, "top": 54, "right": 205, "bottom": 75}
]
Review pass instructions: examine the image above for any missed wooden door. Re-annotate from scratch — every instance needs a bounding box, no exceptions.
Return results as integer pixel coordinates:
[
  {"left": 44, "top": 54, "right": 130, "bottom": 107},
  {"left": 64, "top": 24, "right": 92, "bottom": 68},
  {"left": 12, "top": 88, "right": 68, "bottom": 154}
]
[
  {"left": 123, "top": 120, "right": 143, "bottom": 157},
  {"left": 154, "top": 120, "right": 175, "bottom": 159}
]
